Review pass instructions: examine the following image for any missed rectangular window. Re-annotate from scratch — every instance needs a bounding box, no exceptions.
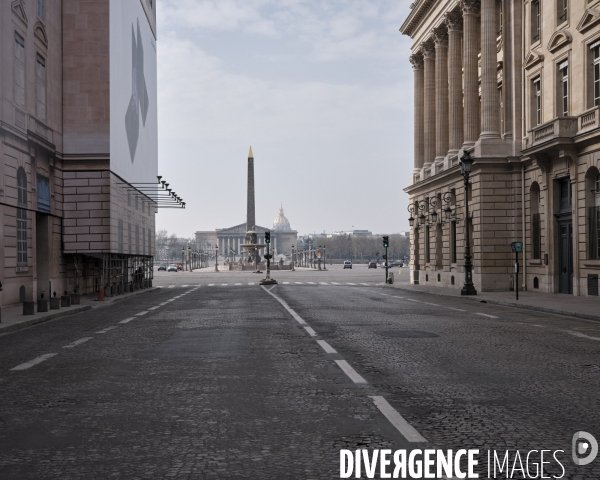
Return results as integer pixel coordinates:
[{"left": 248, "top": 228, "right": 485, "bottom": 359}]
[
  {"left": 558, "top": 0, "right": 567, "bottom": 24},
  {"left": 142, "top": 227, "right": 146, "bottom": 255},
  {"left": 532, "top": 0, "right": 540, "bottom": 42},
  {"left": 128, "top": 222, "right": 132, "bottom": 254},
  {"left": 38, "top": 0, "right": 45, "bottom": 20},
  {"left": 533, "top": 77, "right": 542, "bottom": 126},
  {"left": 118, "top": 219, "right": 124, "bottom": 254},
  {"left": 559, "top": 61, "right": 568, "bottom": 116},
  {"left": 14, "top": 33, "right": 25, "bottom": 107},
  {"left": 148, "top": 228, "right": 152, "bottom": 256},
  {"left": 36, "top": 54, "right": 46, "bottom": 120},
  {"left": 135, "top": 225, "right": 140, "bottom": 255},
  {"left": 593, "top": 44, "right": 600, "bottom": 107},
  {"left": 17, "top": 208, "right": 27, "bottom": 265}
]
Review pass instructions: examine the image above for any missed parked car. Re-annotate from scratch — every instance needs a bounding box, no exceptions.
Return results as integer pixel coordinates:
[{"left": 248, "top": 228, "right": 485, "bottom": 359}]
[
  {"left": 368, "top": 261, "right": 377, "bottom": 268},
  {"left": 157, "top": 264, "right": 167, "bottom": 271},
  {"left": 389, "top": 261, "right": 403, "bottom": 267},
  {"left": 343, "top": 260, "right": 352, "bottom": 269},
  {"left": 167, "top": 264, "right": 178, "bottom": 272}
]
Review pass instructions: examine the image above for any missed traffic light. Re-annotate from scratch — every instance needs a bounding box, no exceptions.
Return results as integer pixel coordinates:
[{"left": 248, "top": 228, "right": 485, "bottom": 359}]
[
  {"left": 265, "top": 231, "right": 271, "bottom": 244},
  {"left": 383, "top": 236, "right": 389, "bottom": 248}
]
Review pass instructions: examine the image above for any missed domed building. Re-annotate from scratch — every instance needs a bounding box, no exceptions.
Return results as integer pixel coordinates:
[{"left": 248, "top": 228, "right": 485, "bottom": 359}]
[
  {"left": 273, "top": 204, "right": 291, "bottom": 232},
  {"left": 271, "top": 204, "right": 297, "bottom": 256}
]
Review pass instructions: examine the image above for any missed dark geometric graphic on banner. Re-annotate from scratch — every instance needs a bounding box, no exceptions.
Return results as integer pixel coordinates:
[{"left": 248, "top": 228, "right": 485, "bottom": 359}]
[{"left": 125, "top": 19, "right": 149, "bottom": 162}]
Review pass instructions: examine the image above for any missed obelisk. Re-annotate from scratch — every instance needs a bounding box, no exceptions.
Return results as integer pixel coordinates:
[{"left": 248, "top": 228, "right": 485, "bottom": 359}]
[{"left": 247, "top": 146, "right": 255, "bottom": 233}]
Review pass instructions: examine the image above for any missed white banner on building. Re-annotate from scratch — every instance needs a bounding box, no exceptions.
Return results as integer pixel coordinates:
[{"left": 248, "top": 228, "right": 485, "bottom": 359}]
[{"left": 109, "top": 0, "right": 158, "bottom": 184}]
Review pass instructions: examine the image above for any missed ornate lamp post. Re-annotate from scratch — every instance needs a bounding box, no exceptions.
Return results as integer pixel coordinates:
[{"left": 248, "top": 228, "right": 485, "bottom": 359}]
[
  {"left": 291, "top": 245, "right": 295, "bottom": 271},
  {"left": 459, "top": 150, "right": 477, "bottom": 295},
  {"left": 214, "top": 246, "right": 219, "bottom": 273}
]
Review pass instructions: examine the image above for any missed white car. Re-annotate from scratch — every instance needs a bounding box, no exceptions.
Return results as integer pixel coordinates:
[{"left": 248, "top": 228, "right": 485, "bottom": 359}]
[
  {"left": 167, "top": 264, "right": 178, "bottom": 272},
  {"left": 343, "top": 260, "right": 352, "bottom": 269}
]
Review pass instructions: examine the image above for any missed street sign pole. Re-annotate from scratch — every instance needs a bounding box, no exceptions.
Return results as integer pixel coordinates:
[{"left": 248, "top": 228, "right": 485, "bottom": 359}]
[
  {"left": 511, "top": 242, "right": 523, "bottom": 301},
  {"left": 385, "top": 246, "right": 388, "bottom": 284}
]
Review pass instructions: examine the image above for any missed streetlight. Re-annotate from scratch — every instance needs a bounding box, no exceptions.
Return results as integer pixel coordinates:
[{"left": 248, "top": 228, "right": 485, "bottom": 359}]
[
  {"left": 214, "top": 246, "right": 219, "bottom": 273},
  {"left": 181, "top": 247, "right": 184, "bottom": 271},
  {"left": 291, "top": 245, "right": 295, "bottom": 271},
  {"left": 459, "top": 150, "right": 477, "bottom": 296}
]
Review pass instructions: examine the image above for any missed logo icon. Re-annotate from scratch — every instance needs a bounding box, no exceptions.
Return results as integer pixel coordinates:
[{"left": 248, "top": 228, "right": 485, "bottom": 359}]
[{"left": 572, "top": 431, "right": 598, "bottom": 466}]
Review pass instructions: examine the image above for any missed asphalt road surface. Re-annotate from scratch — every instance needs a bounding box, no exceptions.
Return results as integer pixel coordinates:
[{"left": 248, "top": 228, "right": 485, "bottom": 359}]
[{"left": 1, "top": 266, "right": 598, "bottom": 479}]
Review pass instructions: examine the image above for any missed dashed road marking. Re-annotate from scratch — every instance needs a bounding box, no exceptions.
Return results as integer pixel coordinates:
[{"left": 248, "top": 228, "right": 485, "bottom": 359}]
[
  {"left": 283, "top": 282, "right": 289, "bottom": 285},
  {"left": 135, "top": 311, "right": 148, "bottom": 316},
  {"left": 369, "top": 396, "right": 427, "bottom": 443},
  {"left": 168, "top": 285, "right": 176, "bottom": 288},
  {"left": 307, "top": 282, "right": 316, "bottom": 284},
  {"left": 295, "top": 282, "right": 303, "bottom": 284},
  {"left": 316, "top": 339, "right": 337, "bottom": 354},
  {"left": 62, "top": 337, "right": 93, "bottom": 349},
  {"left": 181, "top": 285, "right": 188, "bottom": 287},
  {"left": 221, "top": 284, "right": 228, "bottom": 286},
  {"left": 11, "top": 353, "right": 58, "bottom": 371},
  {"left": 235, "top": 283, "right": 242, "bottom": 286},
  {"left": 96, "top": 326, "right": 117, "bottom": 334},
  {"left": 335, "top": 360, "right": 367, "bottom": 384},
  {"left": 262, "top": 286, "right": 306, "bottom": 325},
  {"left": 119, "top": 317, "right": 136, "bottom": 324},
  {"left": 475, "top": 313, "right": 499, "bottom": 319},
  {"left": 319, "top": 282, "right": 329, "bottom": 285},
  {"left": 148, "top": 306, "right": 160, "bottom": 310},
  {"left": 248, "top": 283, "right": 255, "bottom": 285},
  {"left": 331, "top": 282, "right": 340, "bottom": 285},
  {"left": 360, "top": 283, "right": 369, "bottom": 285},
  {"left": 446, "top": 307, "right": 466, "bottom": 312},
  {"left": 347, "top": 283, "right": 356, "bottom": 285},
  {"left": 567, "top": 330, "right": 600, "bottom": 341},
  {"left": 208, "top": 284, "right": 215, "bottom": 286},
  {"left": 304, "top": 326, "right": 317, "bottom": 336}
]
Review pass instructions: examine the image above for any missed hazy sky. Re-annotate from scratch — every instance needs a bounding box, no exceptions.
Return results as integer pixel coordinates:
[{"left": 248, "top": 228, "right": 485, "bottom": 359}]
[{"left": 155, "top": 0, "right": 414, "bottom": 238}]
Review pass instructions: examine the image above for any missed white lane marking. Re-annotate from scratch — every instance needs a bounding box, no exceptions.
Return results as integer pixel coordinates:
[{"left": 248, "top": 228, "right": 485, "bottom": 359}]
[
  {"left": 360, "top": 283, "right": 369, "bottom": 285},
  {"left": 119, "top": 317, "right": 136, "bottom": 324},
  {"left": 208, "top": 284, "right": 215, "bottom": 286},
  {"left": 159, "top": 302, "right": 169, "bottom": 306},
  {"left": 181, "top": 285, "right": 188, "bottom": 287},
  {"left": 221, "top": 284, "right": 228, "bottom": 286},
  {"left": 393, "top": 296, "right": 406, "bottom": 299},
  {"left": 347, "top": 283, "right": 356, "bottom": 285},
  {"left": 370, "top": 396, "right": 428, "bottom": 443},
  {"left": 248, "top": 283, "right": 255, "bottom": 285},
  {"left": 155, "top": 286, "right": 164, "bottom": 288},
  {"left": 168, "top": 285, "right": 176, "bottom": 288},
  {"left": 446, "top": 307, "right": 466, "bottom": 312},
  {"left": 307, "top": 282, "right": 316, "bottom": 284},
  {"left": 11, "top": 353, "right": 58, "bottom": 371},
  {"left": 135, "top": 311, "right": 148, "bottom": 316},
  {"left": 62, "top": 337, "right": 93, "bottom": 349},
  {"left": 148, "top": 306, "right": 160, "bottom": 310},
  {"left": 335, "top": 360, "right": 367, "bottom": 384},
  {"left": 406, "top": 298, "right": 421, "bottom": 303},
  {"left": 475, "top": 313, "right": 499, "bottom": 319},
  {"left": 319, "top": 282, "right": 329, "bottom": 285},
  {"left": 331, "top": 282, "right": 340, "bottom": 285},
  {"left": 304, "top": 326, "right": 317, "bottom": 337},
  {"left": 235, "top": 283, "right": 242, "bottom": 286},
  {"left": 316, "top": 339, "right": 337, "bottom": 354},
  {"left": 567, "top": 330, "right": 600, "bottom": 341},
  {"left": 96, "top": 326, "right": 118, "bottom": 334},
  {"left": 295, "top": 282, "right": 303, "bottom": 284},
  {"left": 421, "top": 302, "right": 440, "bottom": 306},
  {"left": 261, "top": 286, "right": 307, "bottom": 325},
  {"left": 283, "top": 282, "right": 289, "bottom": 285}
]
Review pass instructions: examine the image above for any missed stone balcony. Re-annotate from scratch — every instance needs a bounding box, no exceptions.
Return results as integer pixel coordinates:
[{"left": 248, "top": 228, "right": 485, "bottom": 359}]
[
  {"left": 524, "top": 117, "right": 578, "bottom": 150},
  {"left": 579, "top": 106, "right": 600, "bottom": 134}
]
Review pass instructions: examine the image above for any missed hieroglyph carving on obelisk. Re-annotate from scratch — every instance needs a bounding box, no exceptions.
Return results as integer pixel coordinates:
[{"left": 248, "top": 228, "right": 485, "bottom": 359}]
[{"left": 246, "top": 146, "right": 256, "bottom": 239}]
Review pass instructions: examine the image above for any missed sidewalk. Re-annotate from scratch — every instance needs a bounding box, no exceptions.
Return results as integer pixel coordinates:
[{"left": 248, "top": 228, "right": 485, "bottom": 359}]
[
  {"left": 0, "top": 287, "right": 157, "bottom": 335},
  {"left": 386, "top": 280, "right": 600, "bottom": 323}
]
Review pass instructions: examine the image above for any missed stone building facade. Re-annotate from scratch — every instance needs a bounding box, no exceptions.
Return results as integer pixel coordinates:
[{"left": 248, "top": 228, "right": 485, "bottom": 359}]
[
  {"left": 0, "top": 0, "right": 158, "bottom": 306},
  {"left": 401, "top": 0, "right": 600, "bottom": 295}
]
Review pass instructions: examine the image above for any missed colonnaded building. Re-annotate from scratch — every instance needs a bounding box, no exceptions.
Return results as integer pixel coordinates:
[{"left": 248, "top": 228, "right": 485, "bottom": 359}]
[
  {"left": 0, "top": 0, "right": 159, "bottom": 306},
  {"left": 195, "top": 204, "right": 298, "bottom": 259},
  {"left": 402, "top": 0, "right": 600, "bottom": 295}
]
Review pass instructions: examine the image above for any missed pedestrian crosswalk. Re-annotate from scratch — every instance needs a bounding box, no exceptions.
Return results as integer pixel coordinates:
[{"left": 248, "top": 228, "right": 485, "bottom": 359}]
[{"left": 154, "top": 281, "right": 375, "bottom": 289}]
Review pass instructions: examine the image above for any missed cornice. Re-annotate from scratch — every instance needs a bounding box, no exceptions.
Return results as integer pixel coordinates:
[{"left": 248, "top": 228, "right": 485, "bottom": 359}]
[{"left": 400, "top": 0, "right": 438, "bottom": 37}]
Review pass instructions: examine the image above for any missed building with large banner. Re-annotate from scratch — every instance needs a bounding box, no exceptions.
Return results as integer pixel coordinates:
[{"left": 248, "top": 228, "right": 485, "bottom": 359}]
[
  {"left": 402, "top": 1, "right": 600, "bottom": 295},
  {"left": 0, "top": 0, "right": 158, "bottom": 306}
]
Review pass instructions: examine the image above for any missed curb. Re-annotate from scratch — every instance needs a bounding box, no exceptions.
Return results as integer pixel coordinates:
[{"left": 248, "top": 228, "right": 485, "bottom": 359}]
[
  {"left": 0, "top": 306, "right": 92, "bottom": 334},
  {"left": 0, "top": 287, "right": 158, "bottom": 335},
  {"left": 386, "top": 284, "right": 600, "bottom": 324}
]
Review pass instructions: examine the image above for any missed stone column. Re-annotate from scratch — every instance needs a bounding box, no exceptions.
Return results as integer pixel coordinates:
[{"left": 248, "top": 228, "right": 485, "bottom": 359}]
[
  {"left": 460, "top": 0, "right": 481, "bottom": 147},
  {"left": 479, "top": 0, "right": 500, "bottom": 139},
  {"left": 433, "top": 29, "right": 449, "bottom": 165},
  {"left": 445, "top": 10, "right": 464, "bottom": 156},
  {"left": 422, "top": 41, "right": 436, "bottom": 169},
  {"left": 410, "top": 54, "right": 425, "bottom": 174}
]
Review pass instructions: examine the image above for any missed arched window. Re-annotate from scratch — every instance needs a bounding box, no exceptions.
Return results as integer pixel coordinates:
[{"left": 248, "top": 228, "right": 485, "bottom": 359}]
[
  {"left": 530, "top": 182, "right": 541, "bottom": 259},
  {"left": 17, "top": 167, "right": 27, "bottom": 266}
]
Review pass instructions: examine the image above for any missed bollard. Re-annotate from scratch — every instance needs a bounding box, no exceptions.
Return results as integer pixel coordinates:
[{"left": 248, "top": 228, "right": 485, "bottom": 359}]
[
  {"left": 387, "top": 272, "right": 394, "bottom": 284},
  {"left": 37, "top": 299, "right": 49, "bottom": 312},
  {"left": 50, "top": 297, "right": 61, "bottom": 309},
  {"left": 98, "top": 287, "right": 104, "bottom": 301},
  {"left": 71, "top": 294, "right": 80, "bottom": 305},
  {"left": 61, "top": 295, "right": 71, "bottom": 307},
  {"left": 23, "top": 301, "right": 35, "bottom": 315}
]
